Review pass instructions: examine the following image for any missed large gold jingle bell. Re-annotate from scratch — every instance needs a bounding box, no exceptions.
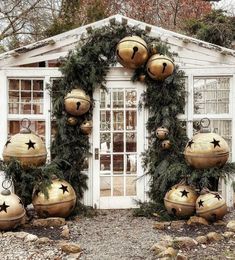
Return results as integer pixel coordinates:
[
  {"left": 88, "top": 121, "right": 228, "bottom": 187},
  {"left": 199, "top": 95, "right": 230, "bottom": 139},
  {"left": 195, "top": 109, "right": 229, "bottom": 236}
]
[
  {"left": 2, "top": 123, "right": 47, "bottom": 169},
  {"left": 32, "top": 179, "right": 76, "bottom": 218},
  {"left": 184, "top": 133, "right": 229, "bottom": 169},
  {"left": 116, "top": 36, "right": 149, "bottom": 69},
  {"left": 80, "top": 120, "right": 92, "bottom": 135},
  {"left": 156, "top": 126, "right": 169, "bottom": 140},
  {"left": 0, "top": 182, "right": 25, "bottom": 230},
  {"left": 196, "top": 192, "right": 227, "bottom": 221},
  {"left": 64, "top": 88, "right": 91, "bottom": 116},
  {"left": 147, "top": 54, "right": 175, "bottom": 80},
  {"left": 164, "top": 184, "right": 198, "bottom": 217}
]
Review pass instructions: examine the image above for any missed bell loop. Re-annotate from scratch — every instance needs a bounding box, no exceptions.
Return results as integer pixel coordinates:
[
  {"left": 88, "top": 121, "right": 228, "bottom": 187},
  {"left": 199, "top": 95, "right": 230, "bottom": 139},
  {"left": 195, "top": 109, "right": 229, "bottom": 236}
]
[
  {"left": 199, "top": 118, "right": 210, "bottom": 133},
  {"left": 1, "top": 179, "right": 12, "bottom": 195},
  {"left": 20, "top": 118, "right": 32, "bottom": 134}
]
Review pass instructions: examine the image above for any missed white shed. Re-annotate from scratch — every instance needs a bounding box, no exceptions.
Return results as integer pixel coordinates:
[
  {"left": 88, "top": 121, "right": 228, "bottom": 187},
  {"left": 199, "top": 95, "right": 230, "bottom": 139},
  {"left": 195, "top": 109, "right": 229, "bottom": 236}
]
[{"left": 0, "top": 14, "right": 235, "bottom": 209}]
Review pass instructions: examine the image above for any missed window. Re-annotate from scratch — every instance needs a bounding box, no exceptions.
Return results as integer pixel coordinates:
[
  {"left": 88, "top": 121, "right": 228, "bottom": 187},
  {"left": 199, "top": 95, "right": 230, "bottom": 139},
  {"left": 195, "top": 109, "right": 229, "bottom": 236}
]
[{"left": 8, "top": 79, "right": 44, "bottom": 114}]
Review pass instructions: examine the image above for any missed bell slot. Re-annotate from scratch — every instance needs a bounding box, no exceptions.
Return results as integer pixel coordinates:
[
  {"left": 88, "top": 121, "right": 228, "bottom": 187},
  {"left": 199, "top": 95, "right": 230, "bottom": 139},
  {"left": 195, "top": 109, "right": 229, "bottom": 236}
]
[
  {"left": 116, "top": 49, "right": 123, "bottom": 60},
  {"left": 131, "top": 46, "right": 138, "bottom": 59},
  {"left": 76, "top": 101, "right": 81, "bottom": 110},
  {"left": 172, "top": 208, "right": 177, "bottom": 215},
  {"left": 162, "top": 62, "right": 167, "bottom": 73}
]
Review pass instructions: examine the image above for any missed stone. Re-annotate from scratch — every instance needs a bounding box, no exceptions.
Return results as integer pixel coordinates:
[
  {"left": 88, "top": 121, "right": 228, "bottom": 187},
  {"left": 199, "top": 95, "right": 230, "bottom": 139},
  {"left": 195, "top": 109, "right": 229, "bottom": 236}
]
[
  {"left": 157, "top": 247, "right": 177, "bottom": 258},
  {"left": 227, "top": 220, "right": 235, "bottom": 232},
  {"left": 150, "top": 243, "right": 167, "bottom": 255},
  {"left": 24, "top": 234, "right": 38, "bottom": 242},
  {"left": 223, "top": 231, "right": 234, "bottom": 239},
  {"left": 187, "top": 216, "right": 209, "bottom": 226},
  {"left": 61, "top": 242, "right": 82, "bottom": 254},
  {"left": 36, "top": 237, "right": 52, "bottom": 244},
  {"left": 61, "top": 225, "right": 70, "bottom": 239},
  {"left": 32, "top": 218, "right": 66, "bottom": 227},
  {"left": 171, "top": 220, "right": 185, "bottom": 229},
  {"left": 213, "top": 220, "right": 226, "bottom": 226},
  {"left": 206, "top": 232, "right": 223, "bottom": 242},
  {"left": 201, "top": 244, "right": 207, "bottom": 249},
  {"left": 2, "top": 232, "right": 15, "bottom": 237},
  {"left": 14, "top": 231, "right": 29, "bottom": 239},
  {"left": 176, "top": 253, "right": 188, "bottom": 260},
  {"left": 174, "top": 237, "right": 198, "bottom": 249},
  {"left": 153, "top": 221, "right": 170, "bottom": 230},
  {"left": 159, "top": 235, "right": 174, "bottom": 247},
  {"left": 67, "top": 253, "right": 81, "bottom": 260},
  {"left": 195, "top": 236, "right": 208, "bottom": 244}
]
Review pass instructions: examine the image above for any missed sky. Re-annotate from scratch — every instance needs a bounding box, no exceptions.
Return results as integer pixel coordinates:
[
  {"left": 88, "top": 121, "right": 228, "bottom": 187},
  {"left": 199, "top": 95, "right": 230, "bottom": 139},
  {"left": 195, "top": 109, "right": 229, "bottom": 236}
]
[{"left": 214, "top": 0, "right": 235, "bottom": 14}]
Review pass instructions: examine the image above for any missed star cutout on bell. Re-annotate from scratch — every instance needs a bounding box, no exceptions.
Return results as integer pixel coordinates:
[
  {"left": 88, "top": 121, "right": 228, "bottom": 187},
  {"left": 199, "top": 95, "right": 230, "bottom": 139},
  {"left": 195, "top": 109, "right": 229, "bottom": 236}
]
[
  {"left": 5, "top": 140, "right": 11, "bottom": 147},
  {"left": 25, "top": 139, "right": 36, "bottom": 150},
  {"left": 198, "top": 200, "right": 204, "bottom": 207},
  {"left": 214, "top": 194, "right": 222, "bottom": 200},
  {"left": 0, "top": 201, "right": 10, "bottom": 213},
  {"left": 59, "top": 184, "right": 69, "bottom": 194},
  {"left": 187, "top": 140, "right": 194, "bottom": 148},
  {"left": 180, "top": 189, "right": 189, "bottom": 197},
  {"left": 210, "top": 138, "right": 220, "bottom": 148}
]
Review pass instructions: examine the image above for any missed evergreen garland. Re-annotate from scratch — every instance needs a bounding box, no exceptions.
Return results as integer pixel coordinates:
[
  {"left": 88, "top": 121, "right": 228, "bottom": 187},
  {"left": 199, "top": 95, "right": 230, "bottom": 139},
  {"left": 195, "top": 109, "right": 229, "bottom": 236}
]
[{"left": 1, "top": 21, "right": 234, "bottom": 216}]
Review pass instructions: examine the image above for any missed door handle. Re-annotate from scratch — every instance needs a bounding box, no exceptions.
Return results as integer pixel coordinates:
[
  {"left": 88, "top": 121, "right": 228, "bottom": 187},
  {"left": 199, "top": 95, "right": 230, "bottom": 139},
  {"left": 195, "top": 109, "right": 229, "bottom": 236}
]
[{"left": 95, "top": 148, "right": 99, "bottom": 160}]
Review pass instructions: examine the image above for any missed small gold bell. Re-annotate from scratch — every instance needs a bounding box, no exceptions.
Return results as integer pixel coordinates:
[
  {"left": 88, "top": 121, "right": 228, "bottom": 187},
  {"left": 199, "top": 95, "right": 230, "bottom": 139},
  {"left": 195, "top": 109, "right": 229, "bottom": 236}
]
[
  {"left": 80, "top": 120, "right": 92, "bottom": 135},
  {"left": 156, "top": 126, "right": 169, "bottom": 140}
]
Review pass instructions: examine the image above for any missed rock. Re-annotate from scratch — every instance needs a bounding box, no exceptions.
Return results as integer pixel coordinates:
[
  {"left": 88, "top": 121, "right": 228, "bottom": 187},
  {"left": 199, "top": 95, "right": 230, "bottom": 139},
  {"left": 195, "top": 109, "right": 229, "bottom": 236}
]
[
  {"left": 227, "top": 220, "right": 235, "bottom": 232},
  {"left": 213, "top": 220, "right": 226, "bottom": 226},
  {"left": 195, "top": 236, "right": 208, "bottom": 244},
  {"left": 153, "top": 221, "right": 170, "bottom": 230},
  {"left": 159, "top": 235, "right": 174, "bottom": 247},
  {"left": 32, "top": 218, "right": 66, "bottom": 227},
  {"left": 24, "top": 234, "right": 38, "bottom": 242},
  {"left": 2, "top": 232, "right": 15, "bottom": 237},
  {"left": 223, "top": 231, "right": 234, "bottom": 239},
  {"left": 60, "top": 242, "right": 82, "bottom": 254},
  {"left": 187, "top": 216, "right": 209, "bottom": 226},
  {"left": 61, "top": 225, "right": 70, "bottom": 239},
  {"left": 157, "top": 247, "right": 177, "bottom": 258},
  {"left": 14, "top": 231, "right": 29, "bottom": 239},
  {"left": 171, "top": 220, "right": 185, "bottom": 229},
  {"left": 176, "top": 253, "right": 188, "bottom": 260},
  {"left": 150, "top": 243, "right": 167, "bottom": 255},
  {"left": 201, "top": 244, "right": 207, "bottom": 249},
  {"left": 206, "top": 232, "right": 223, "bottom": 242},
  {"left": 174, "top": 237, "right": 198, "bottom": 249},
  {"left": 67, "top": 253, "right": 81, "bottom": 260},
  {"left": 36, "top": 237, "right": 52, "bottom": 244}
]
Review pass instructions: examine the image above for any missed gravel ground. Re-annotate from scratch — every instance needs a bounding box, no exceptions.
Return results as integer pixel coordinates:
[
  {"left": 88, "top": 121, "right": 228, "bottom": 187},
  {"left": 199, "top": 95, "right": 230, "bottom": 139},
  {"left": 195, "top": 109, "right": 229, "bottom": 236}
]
[{"left": 0, "top": 209, "right": 235, "bottom": 260}]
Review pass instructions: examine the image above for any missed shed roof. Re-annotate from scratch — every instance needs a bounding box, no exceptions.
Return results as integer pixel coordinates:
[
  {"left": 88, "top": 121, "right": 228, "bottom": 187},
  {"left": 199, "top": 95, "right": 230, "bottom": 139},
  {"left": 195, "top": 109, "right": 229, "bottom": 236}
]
[{"left": 0, "top": 14, "right": 235, "bottom": 68}]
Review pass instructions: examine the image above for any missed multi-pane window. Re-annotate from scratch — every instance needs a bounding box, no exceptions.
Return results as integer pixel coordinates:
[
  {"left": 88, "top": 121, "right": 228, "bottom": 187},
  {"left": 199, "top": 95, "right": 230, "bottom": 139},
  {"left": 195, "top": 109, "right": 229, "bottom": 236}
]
[{"left": 8, "top": 79, "right": 44, "bottom": 114}]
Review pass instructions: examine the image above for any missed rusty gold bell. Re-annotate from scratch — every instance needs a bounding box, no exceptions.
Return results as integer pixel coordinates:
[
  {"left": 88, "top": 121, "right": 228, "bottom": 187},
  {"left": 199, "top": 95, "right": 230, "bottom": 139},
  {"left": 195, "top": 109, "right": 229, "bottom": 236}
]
[
  {"left": 32, "top": 179, "right": 76, "bottom": 218},
  {"left": 147, "top": 54, "right": 175, "bottom": 80},
  {"left": 2, "top": 120, "right": 47, "bottom": 169},
  {"left": 184, "top": 119, "right": 229, "bottom": 169},
  {"left": 164, "top": 183, "right": 198, "bottom": 217},
  {"left": 67, "top": 116, "right": 78, "bottom": 126},
  {"left": 156, "top": 126, "right": 169, "bottom": 140},
  {"left": 0, "top": 181, "right": 25, "bottom": 230},
  {"left": 80, "top": 120, "right": 92, "bottom": 135},
  {"left": 116, "top": 36, "right": 149, "bottom": 69},
  {"left": 64, "top": 88, "right": 91, "bottom": 116},
  {"left": 161, "top": 140, "right": 171, "bottom": 150},
  {"left": 196, "top": 191, "right": 227, "bottom": 221}
]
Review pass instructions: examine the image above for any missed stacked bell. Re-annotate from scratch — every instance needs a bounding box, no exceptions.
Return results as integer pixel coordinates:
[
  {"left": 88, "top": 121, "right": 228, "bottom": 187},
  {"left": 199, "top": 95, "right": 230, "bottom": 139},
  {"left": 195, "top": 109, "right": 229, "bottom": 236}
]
[
  {"left": 156, "top": 126, "right": 169, "bottom": 140},
  {"left": 64, "top": 88, "right": 91, "bottom": 116},
  {"left": 196, "top": 191, "right": 227, "bottom": 221},
  {"left": 67, "top": 116, "right": 78, "bottom": 126},
  {"left": 32, "top": 178, "right": 76, "bottom": 218},
  {"left": 2, "top": 121, "right": 47, "bottom": 169},
  {"left": 116, "top": 36, "right": 149, "bottom": 69},
  {"left": 164, "top": 183, "right": 198, "bottom": 217},
  {"left": 80, "top": 120, "right": 92, "bottom": 135}
]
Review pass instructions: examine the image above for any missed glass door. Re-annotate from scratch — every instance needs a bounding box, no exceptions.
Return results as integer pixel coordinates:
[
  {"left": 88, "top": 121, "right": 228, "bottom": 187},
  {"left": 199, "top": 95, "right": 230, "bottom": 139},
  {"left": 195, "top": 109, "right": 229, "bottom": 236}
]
[{"left": 92, "top": 80, "right": 145, "bottom": 209}]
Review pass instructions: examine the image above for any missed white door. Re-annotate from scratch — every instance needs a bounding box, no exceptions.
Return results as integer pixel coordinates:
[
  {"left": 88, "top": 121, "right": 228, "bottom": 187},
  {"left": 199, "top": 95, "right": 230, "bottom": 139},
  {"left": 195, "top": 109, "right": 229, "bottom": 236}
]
[{"left": 92, "top": 80, "right": 146, "bottom": 209}]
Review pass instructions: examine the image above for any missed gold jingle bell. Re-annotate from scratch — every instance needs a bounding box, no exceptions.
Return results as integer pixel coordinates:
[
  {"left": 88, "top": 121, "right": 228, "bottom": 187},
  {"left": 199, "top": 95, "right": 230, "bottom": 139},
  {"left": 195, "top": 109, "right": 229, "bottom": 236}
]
[
  {"left": 0, "top": 180, "right": 25, "bottom": 230},
  {"left": 184, "top": 118, "right": 229, "bottom": 169},
  {"left": 116, "top": 36, "right": 149, "bottom": 69},
  {"left": 80, "top": 120, "right": 92, "bottom": 135},
  {"left": 32, "top": 179, "right": 76, "bottom": 218},
  {"left": 164, "top": 183, "right": 198, "bottom": 217},
  {"left": 67, "top": 116, "right": 78, "bottom": 126},
  {"left": 64, "top": 88, "right": 91, "bottom": 116},
  {"left": 156, "top": 126, "right": 169, "bottom": 140},
  {"left": 161, "top": 140, "right": 171, "bottom": 150},
  {"left": 147, "top": 54, "right": 175, "bottom": 80},
  {"left": 196, "top": 191, "right": 227, "bottom": 221},
  {"left": 2, "top": 119, "right": 47, "bottom": 169}
]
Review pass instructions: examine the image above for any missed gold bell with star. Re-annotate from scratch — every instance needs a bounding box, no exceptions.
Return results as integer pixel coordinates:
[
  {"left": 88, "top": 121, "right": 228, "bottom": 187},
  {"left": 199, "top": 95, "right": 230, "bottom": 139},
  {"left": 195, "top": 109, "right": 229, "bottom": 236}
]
[
  {"left": 0, "top": 179, "right": 25, "bottom": 230},
  {"left": 116, "top": 36, "right": 149, "bottom": 69},
  {"left": 64, "top": 88, "right": 91, "bottom": 116},
  {"left": 164, "top": 182, "right": 198, "bottom": 217},
  {"left": 146, "top": 54, "right": 175, "bottom": 80},
  {"left": 196, "top": 189, "right": 227, "bottom": 221},
  {"left": 184, "top": 118, "right": 229, "bottom": 169},
  {"left": 2, "top": 119, "right": 47, "bottom": 169},
  {"left": 32, "top": 178, "right": 76, "bottom": 218}
]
